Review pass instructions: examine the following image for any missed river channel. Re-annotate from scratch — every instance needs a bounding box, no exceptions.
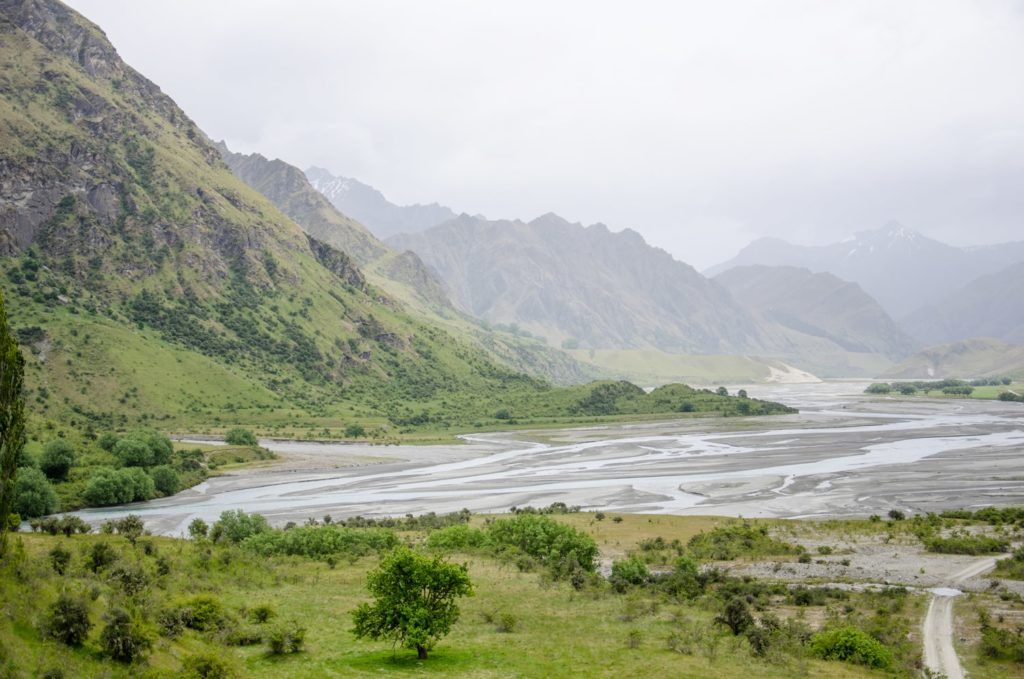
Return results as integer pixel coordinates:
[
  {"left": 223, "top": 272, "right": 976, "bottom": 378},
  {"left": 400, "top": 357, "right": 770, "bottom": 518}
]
[{"left": 78, "top": 381, "right": 1024, "bottom": 535}]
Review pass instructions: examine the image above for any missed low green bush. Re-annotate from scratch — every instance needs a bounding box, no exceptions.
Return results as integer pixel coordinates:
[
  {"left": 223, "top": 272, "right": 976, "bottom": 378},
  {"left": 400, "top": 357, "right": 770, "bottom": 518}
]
[{"left": 809, "top": 626, "right": 893, "bottom": 669}]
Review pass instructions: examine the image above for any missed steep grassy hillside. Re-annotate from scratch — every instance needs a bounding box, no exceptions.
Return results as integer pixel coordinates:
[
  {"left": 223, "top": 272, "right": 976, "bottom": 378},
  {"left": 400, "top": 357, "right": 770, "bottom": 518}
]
[
  {"left": 217, "top": 143, "right": 597, "bottom": 386},
  {"left": 0, "top": 0, "right": 782, "bottom": 444}
]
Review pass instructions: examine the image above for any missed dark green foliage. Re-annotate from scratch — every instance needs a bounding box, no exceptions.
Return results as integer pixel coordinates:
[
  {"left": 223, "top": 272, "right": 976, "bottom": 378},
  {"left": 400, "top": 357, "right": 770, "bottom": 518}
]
[
  {"left": 570, "top": 381, "right": 646, "bottom": 415},
  {"left": 979, "top": 610, "right": 1024, "bottom": 662},
  {"left": 716, "top": 597, "right": 753, "bottom": 635},
  {"left": 111, "top": 429, "right": 173, "bottom": 468},
  {"left": 995, "top": 546, "right": 1024, "bottom": 579},
  {"left": 610, "top": 556, "right": 650, "bottom": 592},
  {"left": 249, "top": 604, "right": 276, "bottom": 624},
  {"left": 265, "top": 620, "right": 306, "bottom": 655},
  {"left": 99, "top": 606, "right": 152, "bottom": 662},
  {"left": 657, "top": 556, "right": 703, "bottom": 599},
  {"left": 352, "top": 547, "right": 473, "bottom": 660},
  {"left": 425, "top": 525, "right": 487, "bottom": 551},
  {"left": 168, "top": 594, "right": 226, "bottom": 631},
  {"left": 181, "top": 652, "right": 233, "bottom": 679},
  {"left": 210, "top": 509, "right": 269, "bottom": 544},
  {"left": 39, "top": 439, "right": 75, "bottom": 481},
  {"left": 109, "top": 514, "right": 145, "bottom": 544},
  {"left": 48, "top": 544, "right": 71, "bottom": 574},
  {"left": 45, "top": 593, "right": 92, "bottom": 646},
  {"left": 97, "top": 432, "right": 119, "bottom": 451},
  {"left": 999, "top": 391, "right": 1022, "bottom": 402},
  {"left": 224, "top": 428, "right": 257, "bottom": 446},
  {"left": 13, "top": 466, "right": 57, "bottom": 518},
  {"left": 109, "top": 563, "right": 149, "bottom": 596},
  {"left": 242, "top": 525, "right": 398, "bottom": 559},
  {"left": 83, "top": 467, "right": 154, "bottom": 505},
  {"left": 0, "top": 288, "right": 26, "bottom": 556},
  {"left": 888, "top": 509, "right": 905, "bottom": 520},
  {"left": 686, "top": 523, "right": 799, "bottom": 560},
  {"left": 485, "top": 513, "right": 598, "bottom": 575},
  {"left": 344, "top": 423, "right": 366, "bottom": 437},
  {"left": 924, "top": 534, "right": 1009, "bottom": 555},
  {"left": 809, "top": 626, "right": 893, "bottom": 669},
  {"left": 84, "top": 541, "right": 118, "bottom": 573},
  {"left": 188, "top": 518, "right": 209, "bottom": 540},
  {"left": 149, "top": 465, "right": 180, "bottom": 496}
]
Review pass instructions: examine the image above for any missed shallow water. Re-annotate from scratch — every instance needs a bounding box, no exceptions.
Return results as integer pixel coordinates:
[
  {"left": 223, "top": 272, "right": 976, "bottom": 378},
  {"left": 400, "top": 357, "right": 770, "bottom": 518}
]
[{"left": 77, "top": 382, "right": 1024, "bottom": 534}]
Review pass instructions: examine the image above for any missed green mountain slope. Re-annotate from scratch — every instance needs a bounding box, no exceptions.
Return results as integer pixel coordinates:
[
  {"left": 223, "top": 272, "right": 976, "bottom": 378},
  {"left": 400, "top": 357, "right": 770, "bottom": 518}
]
[
  {"left": 215, "top": 143, "right": 598, "bottom": 386},
  {"left": 0, "top": 0, "right": 784, "bottom": 440}
]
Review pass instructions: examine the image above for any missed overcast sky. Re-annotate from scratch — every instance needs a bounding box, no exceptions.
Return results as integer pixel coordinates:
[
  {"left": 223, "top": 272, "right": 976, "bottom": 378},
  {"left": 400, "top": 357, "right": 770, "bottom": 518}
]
[{"left": 67, "top": 0, "right": 1024, "bottom": 269}]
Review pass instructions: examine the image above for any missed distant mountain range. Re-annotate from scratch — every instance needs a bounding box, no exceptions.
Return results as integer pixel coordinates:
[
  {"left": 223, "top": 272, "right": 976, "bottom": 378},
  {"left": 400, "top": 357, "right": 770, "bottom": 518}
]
[
  {"left": 706, "top": 222, "right": 1024, "bottom": 320},
  {"left": 388, "top": 213, "right": 767, "bottom": 355},
  {"left": 384, "top": 213, "right": 919, "bottom": 377},
  {"left": 305, "top": 167, "right": 456, "bottom": 240},
  {"left": 714, "top": 265, "right": 918, "bottom": 360},
  {"left": 901, "top": 262, "right": 1024, "bottom": 346}
]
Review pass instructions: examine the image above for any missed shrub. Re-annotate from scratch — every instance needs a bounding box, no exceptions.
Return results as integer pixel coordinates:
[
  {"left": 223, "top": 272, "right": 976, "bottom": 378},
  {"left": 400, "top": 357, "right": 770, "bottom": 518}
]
[
  {"left": 344, "top": 423, "right": 365, "bottom": 438},
  {"left": 83, "top": 468, "right": 155, "bottom": 506},
  {"left": 924, "top": 535, "right": 1009, "bottom": 555},
  {"left": 265, "top": 620, "right": 305, "bottom": 655},
  {"left": 224, "top": 428, "right": 257, "bottom": 446},
  {"left": 658, "top": 555, "right": 703, "bottom": 599},
  {"left": 171, "top": 594, "right": 227, "bottom": 631},
  {"left": 249, "top": 604, "right": 276, "bottom": 624},
  {"left": 425, "top": 525, "right": 487, "bottom": 551},
  {"left": 181, "top": 652, "right": 233, "bottom": 679},
  {"left": 46, "top": 593, "right": 92, "bottom": 646},
  {"left": 242, "top": 525, "right": 398, "bottom": 559},
  {"left": 210, "top": 510, "right": 269, "bottom": 544},
  {"left": 888, "top": 509, "right": 905, "bottom": 521},
  {"left": 49, "top": 544, "right": 72, "bottom": 574},
  {"left": 149, "top": 465, "right": 180, "bottom": 496},
  {"left": 100, "top": 607, "right": 152, "bottom": 662},
  {"left": 39, "top": 439, "right": 75, "bottom": 481},
  {"left": 112, "top": 438, "right": 153, "bottom": 468},
  {"left": 809, "top": 626, "right": 893, "bottom": 669},
  {"left": 496, "top": 612, "right": 518, "bottom": 633},
  {"left": 189, "top": 518, "right": 209, "bottom": 540},
  {"left": 716, "top": 597, "right": 753, "bottom": 635},
  {"left": 13, "top": 467, "right": 58, "bottom": 518},
  {"left": 485, "top": 514, "right": 598, "bottom": 574},
  {"left": 610, "top": 556, "right": 650, "bottom": 592},
  {"left": 109, "top": 563, "right": 149, "bottom": 596},
  {"left": 686, "top": 523, "right": 798, "bottom": 560},
  {"left": 97, "top": 432, "right": 119, "bottom": 451},
  {"left": 84, "top": 542, "right": 118, "bottom": 573}
]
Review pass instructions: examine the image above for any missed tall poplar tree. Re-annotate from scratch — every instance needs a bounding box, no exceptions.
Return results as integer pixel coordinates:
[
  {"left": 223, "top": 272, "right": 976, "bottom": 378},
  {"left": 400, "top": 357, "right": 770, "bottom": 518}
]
[{"left": 0, "top": 289, "right": 25, "bottom": 556}]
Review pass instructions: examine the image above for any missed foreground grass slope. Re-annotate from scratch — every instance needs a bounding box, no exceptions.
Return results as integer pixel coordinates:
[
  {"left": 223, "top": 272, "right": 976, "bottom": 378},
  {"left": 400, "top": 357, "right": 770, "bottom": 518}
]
[{"left": 0, "top": 511, "right": 935, "bottom": 679}]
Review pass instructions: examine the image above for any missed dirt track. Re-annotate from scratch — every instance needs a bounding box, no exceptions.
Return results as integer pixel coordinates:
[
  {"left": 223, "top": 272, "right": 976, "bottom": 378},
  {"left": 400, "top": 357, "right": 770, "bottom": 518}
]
[{"left": 922, "top": 557, "right": 1002, "bottom": 679}]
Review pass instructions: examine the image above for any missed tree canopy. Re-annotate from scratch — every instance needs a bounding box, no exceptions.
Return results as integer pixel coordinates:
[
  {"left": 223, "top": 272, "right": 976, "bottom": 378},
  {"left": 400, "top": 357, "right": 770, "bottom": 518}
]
[
  {"left": 0, "top": 289, "right": 25, "bottom": 554},
  {"left": 351, "top": 547, "right": 472, "bottom": 659}
]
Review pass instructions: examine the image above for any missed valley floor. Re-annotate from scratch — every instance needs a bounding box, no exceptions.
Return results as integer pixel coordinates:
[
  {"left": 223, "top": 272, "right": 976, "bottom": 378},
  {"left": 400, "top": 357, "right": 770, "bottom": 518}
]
[{"left": 77, "top": 382, "right": 1024, "bottom": 537}]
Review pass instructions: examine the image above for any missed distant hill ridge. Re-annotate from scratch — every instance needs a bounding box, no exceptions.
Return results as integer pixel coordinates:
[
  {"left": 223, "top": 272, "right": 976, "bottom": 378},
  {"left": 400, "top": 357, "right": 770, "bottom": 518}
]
[
  {"left": 305, "top": 166, "right": 456, "bottom": 240},
  {"left": 707, "top": 222, "right": 1024, "bottom": 319}
]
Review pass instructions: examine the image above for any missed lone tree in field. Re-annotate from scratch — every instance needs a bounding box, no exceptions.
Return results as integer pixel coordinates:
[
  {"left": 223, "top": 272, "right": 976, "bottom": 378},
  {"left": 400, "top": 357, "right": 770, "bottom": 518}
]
[
  {"left": 0, "top": 289, "right": 25, "bottom": 557},
  {"left": 352, "top": 547, "right": 472, "bottom": 659}
]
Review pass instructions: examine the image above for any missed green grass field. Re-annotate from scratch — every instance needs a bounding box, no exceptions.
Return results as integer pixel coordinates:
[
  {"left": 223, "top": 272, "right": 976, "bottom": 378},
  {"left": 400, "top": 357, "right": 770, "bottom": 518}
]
[{"left": 0, "top": 512, "right": 957, "bottom": 679}]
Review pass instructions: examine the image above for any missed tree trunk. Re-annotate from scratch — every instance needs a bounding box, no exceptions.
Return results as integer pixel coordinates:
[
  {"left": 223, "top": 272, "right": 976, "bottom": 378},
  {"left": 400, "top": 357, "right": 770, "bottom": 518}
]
[{"left": 417, "top": 645, "right": 428, "bottom": 660}]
